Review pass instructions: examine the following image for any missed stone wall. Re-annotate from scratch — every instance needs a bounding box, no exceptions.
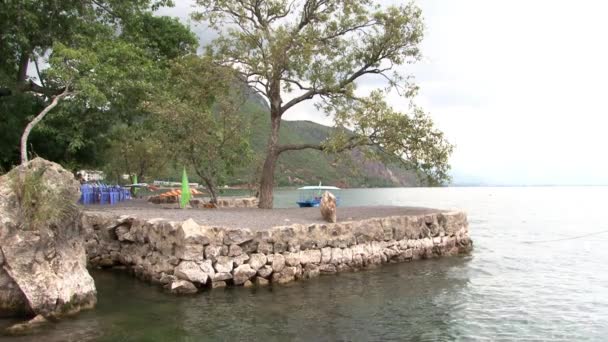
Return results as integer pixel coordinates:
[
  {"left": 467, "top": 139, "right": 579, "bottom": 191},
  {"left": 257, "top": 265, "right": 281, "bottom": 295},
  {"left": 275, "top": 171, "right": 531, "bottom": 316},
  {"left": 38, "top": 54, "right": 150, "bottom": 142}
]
[{"left": 82, "top": 211, "right": 472, "bottom": 293}]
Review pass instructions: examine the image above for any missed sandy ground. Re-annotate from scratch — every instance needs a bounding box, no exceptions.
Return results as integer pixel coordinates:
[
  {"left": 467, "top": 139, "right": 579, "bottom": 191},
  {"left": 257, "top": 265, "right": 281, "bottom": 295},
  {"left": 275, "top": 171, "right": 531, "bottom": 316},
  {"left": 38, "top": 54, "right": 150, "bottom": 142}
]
[{"left": 83, "top": 199, "right": 442, "bottom": 230}]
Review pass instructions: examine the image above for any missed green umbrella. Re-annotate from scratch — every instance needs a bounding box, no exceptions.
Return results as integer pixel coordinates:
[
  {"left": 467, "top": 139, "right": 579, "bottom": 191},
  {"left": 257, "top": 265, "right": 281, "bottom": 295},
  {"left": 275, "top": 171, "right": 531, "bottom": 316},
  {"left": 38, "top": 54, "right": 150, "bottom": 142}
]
[
  {"left": 132, "top": 174, "right": 139, "bottom": 196},
  {"left": 180, "top": 167, "right": 191, "bottom": 209}
]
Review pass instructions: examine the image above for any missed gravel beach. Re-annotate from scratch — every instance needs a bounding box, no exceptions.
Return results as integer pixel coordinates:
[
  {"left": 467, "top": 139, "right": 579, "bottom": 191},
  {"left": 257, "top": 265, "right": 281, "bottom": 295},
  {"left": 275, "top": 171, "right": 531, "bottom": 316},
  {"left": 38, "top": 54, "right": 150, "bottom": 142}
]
[{"left": 83, "top": 199, "right": 443, "bottom": 230}]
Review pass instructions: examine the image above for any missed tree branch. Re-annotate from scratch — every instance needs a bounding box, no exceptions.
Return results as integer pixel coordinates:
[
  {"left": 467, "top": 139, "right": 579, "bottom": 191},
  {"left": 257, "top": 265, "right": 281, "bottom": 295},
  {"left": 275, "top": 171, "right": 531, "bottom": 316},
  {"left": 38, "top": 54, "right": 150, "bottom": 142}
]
[
  {"left": 33, "top": 57, "right": 46, "bottom": 88},
  {"left": 20, "top": 86, "right": 71, "bottom": 164}
]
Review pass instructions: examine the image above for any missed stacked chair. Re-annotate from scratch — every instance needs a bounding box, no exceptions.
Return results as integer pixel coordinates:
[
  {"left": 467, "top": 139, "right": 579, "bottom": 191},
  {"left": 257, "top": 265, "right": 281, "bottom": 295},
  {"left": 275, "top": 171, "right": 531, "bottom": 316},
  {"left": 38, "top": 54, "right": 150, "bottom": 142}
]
[{"left": 79, "top": 183, "right": 131, "bottom": 205}]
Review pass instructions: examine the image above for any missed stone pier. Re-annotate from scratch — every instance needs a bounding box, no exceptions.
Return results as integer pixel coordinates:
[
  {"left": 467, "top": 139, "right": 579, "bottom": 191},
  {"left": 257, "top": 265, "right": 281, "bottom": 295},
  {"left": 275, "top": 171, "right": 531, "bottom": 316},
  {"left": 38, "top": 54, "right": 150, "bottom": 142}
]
[{"left": 81, "top": 206, "right": 472, "bottom": 293}]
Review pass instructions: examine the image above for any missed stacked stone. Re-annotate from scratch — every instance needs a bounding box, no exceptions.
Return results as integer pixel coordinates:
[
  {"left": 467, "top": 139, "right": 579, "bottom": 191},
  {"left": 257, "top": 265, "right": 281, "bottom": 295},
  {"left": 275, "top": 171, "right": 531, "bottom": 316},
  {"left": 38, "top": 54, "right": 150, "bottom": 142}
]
[{"left": 82, "top": 211, "right": 472, "bottom": 294}]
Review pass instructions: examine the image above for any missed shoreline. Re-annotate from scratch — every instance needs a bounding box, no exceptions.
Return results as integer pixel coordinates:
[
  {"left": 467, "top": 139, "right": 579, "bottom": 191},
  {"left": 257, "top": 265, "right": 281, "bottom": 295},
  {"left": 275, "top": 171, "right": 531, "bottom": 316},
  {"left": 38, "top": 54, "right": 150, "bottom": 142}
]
[{"left": 81, "top": 204, "right": 472, "bottom": 292}]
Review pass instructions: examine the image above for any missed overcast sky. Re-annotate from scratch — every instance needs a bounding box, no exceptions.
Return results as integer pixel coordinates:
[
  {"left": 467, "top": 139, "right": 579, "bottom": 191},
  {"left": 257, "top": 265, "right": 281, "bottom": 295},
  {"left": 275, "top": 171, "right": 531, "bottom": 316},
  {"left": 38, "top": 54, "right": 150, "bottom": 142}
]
[{"left": 159, "top": 1, "right": 608, "bottom": 185}]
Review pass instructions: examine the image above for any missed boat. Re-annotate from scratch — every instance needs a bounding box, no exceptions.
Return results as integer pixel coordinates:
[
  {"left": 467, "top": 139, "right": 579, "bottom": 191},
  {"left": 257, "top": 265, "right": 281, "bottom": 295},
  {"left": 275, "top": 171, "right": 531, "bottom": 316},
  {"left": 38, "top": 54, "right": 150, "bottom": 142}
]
[{"left": 296, "top": 185, "right": 341, "bottom": 207}]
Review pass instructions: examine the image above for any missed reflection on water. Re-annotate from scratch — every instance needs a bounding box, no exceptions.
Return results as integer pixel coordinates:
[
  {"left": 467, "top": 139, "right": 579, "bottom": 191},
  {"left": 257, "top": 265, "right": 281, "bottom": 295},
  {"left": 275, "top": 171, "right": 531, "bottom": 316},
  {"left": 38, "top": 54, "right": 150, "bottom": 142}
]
[
  {"left": 0, "top": 258, "right": 471, "bottom": 341},
  {"left": 3, "top": 187, "right": 608, "bottom": 341}
]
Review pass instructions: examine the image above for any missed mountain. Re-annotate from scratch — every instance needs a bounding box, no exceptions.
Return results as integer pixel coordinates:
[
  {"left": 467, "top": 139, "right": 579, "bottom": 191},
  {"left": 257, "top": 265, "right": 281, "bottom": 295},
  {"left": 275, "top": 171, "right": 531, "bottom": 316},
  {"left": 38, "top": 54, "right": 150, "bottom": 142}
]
[{"left": 230, "top": 91, "right": 419, "bottom": 188}]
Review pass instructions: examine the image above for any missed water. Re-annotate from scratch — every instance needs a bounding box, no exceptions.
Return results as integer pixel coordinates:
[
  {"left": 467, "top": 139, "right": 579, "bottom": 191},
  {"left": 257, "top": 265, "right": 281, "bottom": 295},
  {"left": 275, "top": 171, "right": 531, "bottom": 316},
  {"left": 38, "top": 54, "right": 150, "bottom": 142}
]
[{"left": 2, "top": 187, "right": 608, "bottom": 341}]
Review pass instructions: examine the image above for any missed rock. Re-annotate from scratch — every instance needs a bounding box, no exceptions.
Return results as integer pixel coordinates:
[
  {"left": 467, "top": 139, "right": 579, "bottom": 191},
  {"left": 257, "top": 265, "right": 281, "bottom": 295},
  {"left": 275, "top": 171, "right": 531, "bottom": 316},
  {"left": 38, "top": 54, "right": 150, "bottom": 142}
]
[
  {"left": 212, "top": 272, "right": 232, "bottom": 281},
  {"left": 243, "top": 280, "right": 254, "bottom": 288},
  {"left": 174, "top": 219, "right": 210, "bottom": 260},
  {"left": 337, "top": 264, "right": 352, "bottom": 272},
  {"left": 204, "top": 245, "right": 222, "bottom": 261},
  {"left": 303, "top": 264, "right": 320, "bottom": 279},
  {"left": 169, "top": 280, "right": 197, "bottom": 294},
  {"left": 223, "top": 228, "right": 253, "bottom": 245},
  {"left": 255, "top": 276, "right": 269, "bottom": 286},
  {"left": 257, "top": 241, "right": 273, "bottom": 254},
  {"left": 214, "top": 256, "right": 233, "bottom": 273},
  {"left": 211, "top": 281, "right": 227, "bottom": 289},
  {"left": 228, "top": 244, "right": 243, "bottom": 257},
  {"left": 0, "top": 158, "right": 97, "bottom": 318},
  {"left": 330, "top": 248, "right": 343, "bottom": 265},
  {"left": 233, "top": 254, "right": 250, "bottom": 267},
  {"left": 5, "top": 314, "right": 47, "bottom": 335},
  {"left": 319, "top": 264, "right": 337, "bottom": 274},
  {"left": 200, "top": 260, "right": 215, "bottom": 276},
  {"left": 0, "top": 269, "right": 31, "bottom": 317},
  {"left": 321, "top": 247, "right": 332, "bottom": 263},
  {"left": 351, "top": 254, "right": 364, "bottom": 267},
  {"left": 159, "top": 273, "right": 177, "bottom": 285},
  {"left": 240, "top": 240, "right": 259, "bottom": 254},
  {"left": 115, "top": 225, "right": 134, "bottom": 242},
  {"left": 257, "top": 265, "right": 273, "bottom": 278},
  {"left": 248, "top": 253, "right": 267, "bottom": 271},
  {"left": 272, "top": 266, "right": 297, "bottom": 284},
  {"left": 284, "top": 252, "right": 301, "bottom": 266},
  {"left": 175, "top": 244, "right": 204, "bottom": 261},
  {"left": 320, "top": 191, "right": 337, "bottom": 223},
  {"left": 300, "top": 249, "right": 321, "bottom": 264},
  {"left": 176, "top": 219, "right": 211, "bottom": 245},
  {"left": 295, "top": 264, "right": 303, "bottom": 280},
  {"left": 233, "top": 264, "right": 256, "bottom": 285},
  {"left": 174, "top": 261, "right": 209, "bottom": 284},
  {"left": 271, "top": 254, "right": 285, "bottom": 272}
]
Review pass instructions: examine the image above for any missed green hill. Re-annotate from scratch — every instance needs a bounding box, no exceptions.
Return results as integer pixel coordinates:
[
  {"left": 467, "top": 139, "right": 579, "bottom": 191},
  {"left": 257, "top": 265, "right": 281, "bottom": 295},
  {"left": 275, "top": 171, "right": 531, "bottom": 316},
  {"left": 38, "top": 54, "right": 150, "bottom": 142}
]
[{"left": 231, "top": 92, "right": 419, "bottom": 188}]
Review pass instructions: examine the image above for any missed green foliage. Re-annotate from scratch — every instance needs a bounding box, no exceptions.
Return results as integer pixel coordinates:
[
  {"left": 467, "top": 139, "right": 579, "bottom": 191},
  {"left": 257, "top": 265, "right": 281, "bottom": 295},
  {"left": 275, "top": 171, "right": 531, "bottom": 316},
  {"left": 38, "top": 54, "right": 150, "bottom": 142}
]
[
  {"left": 9, "top": 166, "right": 78, "bottom": 231},
  {"left": 102, "top": 123, "right": 169, "bottom": 183},
  {"left": 149, "top": 56, "right": 253, "bottom": 201},
  {"left": 193, "top": 0, "right": 452, "bottom": 205},
  {"left": 0, "top": 0, "right": 199, "bottom": 170},
  {"left": 121, "top": 13, "right": 199, "bottom": 62},
  {"left": 0, "top": 93, "right": 44, "bottom": 168},
  {"left": 325, "top": 90, "right": 454, "bottom": 185}
]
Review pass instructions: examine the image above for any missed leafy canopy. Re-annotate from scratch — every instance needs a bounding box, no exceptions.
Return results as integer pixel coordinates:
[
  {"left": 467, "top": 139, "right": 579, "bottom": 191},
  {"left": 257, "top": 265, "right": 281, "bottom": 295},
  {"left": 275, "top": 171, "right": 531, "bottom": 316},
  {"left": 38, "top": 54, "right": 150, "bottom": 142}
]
[
  {"left": 192, "top": 0, "right": 453, "bottom": 188},
  {"left": 148, "top": 56, "right": 253, "bottom": 201}
]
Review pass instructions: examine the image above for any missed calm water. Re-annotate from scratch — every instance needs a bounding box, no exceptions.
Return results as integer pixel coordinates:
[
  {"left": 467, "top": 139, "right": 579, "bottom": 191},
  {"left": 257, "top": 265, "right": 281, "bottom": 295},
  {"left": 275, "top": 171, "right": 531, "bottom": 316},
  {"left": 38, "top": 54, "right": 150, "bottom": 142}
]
[{"left": 2, "top": 187, "right": 608, "bottom": 341}]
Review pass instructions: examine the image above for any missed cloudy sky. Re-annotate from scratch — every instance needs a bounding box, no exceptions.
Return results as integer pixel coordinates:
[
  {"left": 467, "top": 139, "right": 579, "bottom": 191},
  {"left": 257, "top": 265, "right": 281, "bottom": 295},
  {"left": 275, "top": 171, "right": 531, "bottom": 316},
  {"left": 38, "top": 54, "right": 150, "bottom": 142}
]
[{"left": 160, "top": 1, "right": 608, "bottom": 185}]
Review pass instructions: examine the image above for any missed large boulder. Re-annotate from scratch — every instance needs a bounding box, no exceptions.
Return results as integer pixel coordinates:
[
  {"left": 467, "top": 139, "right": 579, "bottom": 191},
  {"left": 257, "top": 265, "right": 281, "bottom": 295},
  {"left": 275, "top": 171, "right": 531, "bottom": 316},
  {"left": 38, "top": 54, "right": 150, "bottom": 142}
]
[
  {"left": 0, "top": 158, "right": 96, "bottom": 319},
  {"left": 320, "top": 191, "right": 337, "bottom": 223}
]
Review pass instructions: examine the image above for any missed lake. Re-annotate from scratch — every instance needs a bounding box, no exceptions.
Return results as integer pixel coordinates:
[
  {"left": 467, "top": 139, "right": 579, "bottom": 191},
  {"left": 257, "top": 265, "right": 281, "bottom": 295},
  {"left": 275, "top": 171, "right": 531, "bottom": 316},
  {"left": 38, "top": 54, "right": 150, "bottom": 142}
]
[{"left": 2, "top": 187, "right": 608, "bottom": 341}]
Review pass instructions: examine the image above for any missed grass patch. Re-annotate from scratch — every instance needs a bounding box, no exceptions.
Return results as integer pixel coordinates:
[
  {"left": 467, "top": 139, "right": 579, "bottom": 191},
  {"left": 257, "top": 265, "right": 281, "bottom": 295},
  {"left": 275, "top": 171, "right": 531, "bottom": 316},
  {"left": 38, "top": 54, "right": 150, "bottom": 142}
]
[{"left": 9, "top": 165, "right": 78, "bottom": 231}]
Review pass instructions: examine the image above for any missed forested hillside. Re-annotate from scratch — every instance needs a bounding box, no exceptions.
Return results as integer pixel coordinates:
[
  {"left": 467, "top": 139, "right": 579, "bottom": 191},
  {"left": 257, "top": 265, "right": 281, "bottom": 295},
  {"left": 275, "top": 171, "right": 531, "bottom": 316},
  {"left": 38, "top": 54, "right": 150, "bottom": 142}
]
[{"left": 233, "top": 93, "right": 419, "bottom": 188}]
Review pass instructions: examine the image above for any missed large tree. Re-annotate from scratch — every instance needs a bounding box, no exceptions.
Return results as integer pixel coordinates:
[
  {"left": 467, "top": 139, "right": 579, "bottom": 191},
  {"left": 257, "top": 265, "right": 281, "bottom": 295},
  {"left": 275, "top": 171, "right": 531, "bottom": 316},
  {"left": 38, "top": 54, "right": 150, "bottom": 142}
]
[
  {"left": 0, "top": 0, "right": 198, "bottom": 168},
  {"left": 193, "top": 0, "right": 453, "bottom": 208},
  {"left": 149, "top": 56, "right": 253, "bottom": 203}
]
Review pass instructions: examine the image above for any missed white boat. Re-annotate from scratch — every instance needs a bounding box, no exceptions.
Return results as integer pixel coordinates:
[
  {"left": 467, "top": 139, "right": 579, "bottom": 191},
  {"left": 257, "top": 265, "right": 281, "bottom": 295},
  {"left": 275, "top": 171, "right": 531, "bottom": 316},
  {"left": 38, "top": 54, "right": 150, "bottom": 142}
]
[{"left": 296, "top": 185, "right": 340, "bottom": 207}]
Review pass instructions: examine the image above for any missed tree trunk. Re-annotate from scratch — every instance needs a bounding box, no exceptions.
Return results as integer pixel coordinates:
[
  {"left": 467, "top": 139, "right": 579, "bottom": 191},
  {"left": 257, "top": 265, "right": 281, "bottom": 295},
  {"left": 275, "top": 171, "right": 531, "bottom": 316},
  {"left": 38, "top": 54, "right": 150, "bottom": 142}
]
[
  {"left": 202, "top": 177, "right": 218, "bottom": 204},
  {"left": 20, "top": 90, "right": 68, "bottom": 164},
  {"left": 16, "top": 51, "right": 30, "bottom": 90},
  {"left": 258, "top": 114, "right": 282, "bottom": 209}
]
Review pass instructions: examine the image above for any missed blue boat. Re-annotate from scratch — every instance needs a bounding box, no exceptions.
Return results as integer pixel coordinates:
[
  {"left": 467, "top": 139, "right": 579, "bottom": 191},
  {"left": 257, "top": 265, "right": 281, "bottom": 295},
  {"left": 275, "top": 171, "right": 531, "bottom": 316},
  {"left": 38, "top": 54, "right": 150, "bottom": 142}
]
[{"left": 296, "top": 185, "right": 341, "bottom": 207}]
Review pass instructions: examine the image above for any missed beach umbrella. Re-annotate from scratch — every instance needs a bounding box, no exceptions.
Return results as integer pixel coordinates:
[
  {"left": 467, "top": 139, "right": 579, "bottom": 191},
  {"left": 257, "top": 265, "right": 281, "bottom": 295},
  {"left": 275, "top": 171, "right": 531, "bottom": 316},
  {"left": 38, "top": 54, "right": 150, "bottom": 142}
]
[
  {"left": 180, "top": 167, "right": 191, "bottom": 209},
  {"left": 132, "top": 174, "right": 139, "bottom": 196}
]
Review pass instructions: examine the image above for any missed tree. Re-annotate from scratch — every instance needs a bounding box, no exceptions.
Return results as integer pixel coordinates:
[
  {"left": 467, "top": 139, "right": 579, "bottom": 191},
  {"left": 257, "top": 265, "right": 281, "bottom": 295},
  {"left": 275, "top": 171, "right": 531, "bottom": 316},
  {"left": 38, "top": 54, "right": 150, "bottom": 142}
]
[
  {"left": 150, "top": 56, "right": 252, "bottom": 203},
  {"left": 0, "top": 0, "right": 173, "bottom": 98},
  {"left": 0, "top": 1, "right": 198, "bottom": 167},
  {"left": 193, "top": 0, "right": 453, "bottom": 208},
  {"left": 102, "top": 123, "right": 169, "bottom": 183},
  {"left": 18, "top": 36, "right": 159, "bottom": 164}
]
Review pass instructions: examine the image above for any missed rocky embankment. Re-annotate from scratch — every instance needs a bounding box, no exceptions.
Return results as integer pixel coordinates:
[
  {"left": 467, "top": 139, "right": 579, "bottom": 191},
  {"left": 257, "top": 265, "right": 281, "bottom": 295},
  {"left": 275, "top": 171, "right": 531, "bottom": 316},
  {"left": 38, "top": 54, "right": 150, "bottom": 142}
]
[
  {"left": 0, "top": 158, "right": 96, "bottom": 319},
  {"left": 82, "top": 210, "right": 472, "bottom": 293}
]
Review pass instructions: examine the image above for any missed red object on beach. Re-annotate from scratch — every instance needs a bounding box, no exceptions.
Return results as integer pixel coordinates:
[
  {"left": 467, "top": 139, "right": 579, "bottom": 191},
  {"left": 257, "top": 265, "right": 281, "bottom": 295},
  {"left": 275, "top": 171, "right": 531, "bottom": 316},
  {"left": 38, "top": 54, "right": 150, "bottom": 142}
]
[{"left": 158, "top": 188, "right": 203, "bottom": 198}]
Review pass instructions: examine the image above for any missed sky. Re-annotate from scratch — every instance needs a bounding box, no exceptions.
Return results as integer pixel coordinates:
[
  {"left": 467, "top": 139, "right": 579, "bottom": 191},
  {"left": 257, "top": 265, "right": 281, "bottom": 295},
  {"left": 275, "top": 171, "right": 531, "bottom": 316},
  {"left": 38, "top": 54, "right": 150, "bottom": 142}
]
[{"left": 159, "top": 0, "right": 608, "bottom": 186}]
